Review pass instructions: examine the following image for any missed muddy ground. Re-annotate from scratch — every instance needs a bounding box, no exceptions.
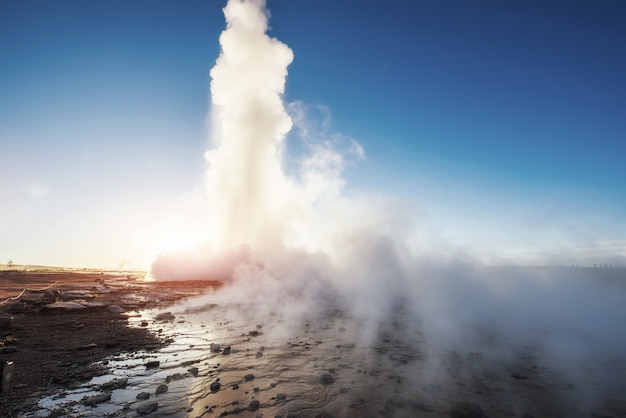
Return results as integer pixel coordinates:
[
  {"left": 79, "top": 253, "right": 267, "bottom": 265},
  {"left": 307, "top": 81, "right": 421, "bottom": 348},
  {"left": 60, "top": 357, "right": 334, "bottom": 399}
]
[{"left": 0, "top": 269, "right": 217, "bottom": 417}]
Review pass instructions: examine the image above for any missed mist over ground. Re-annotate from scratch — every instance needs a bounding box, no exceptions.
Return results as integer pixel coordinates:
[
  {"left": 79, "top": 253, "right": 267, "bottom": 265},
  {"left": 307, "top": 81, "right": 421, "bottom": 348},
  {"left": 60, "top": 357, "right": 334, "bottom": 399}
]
[{"left": 150, "top": 1, "right": 626, "bottom": 415}]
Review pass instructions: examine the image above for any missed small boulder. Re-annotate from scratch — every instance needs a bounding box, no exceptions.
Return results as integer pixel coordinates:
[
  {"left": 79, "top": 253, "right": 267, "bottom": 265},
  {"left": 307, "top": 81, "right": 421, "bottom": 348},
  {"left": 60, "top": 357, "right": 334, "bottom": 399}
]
[
  {"left": 156, "top": 384, "right": 168, "bottom": 395},
  {"left": 137, "top": 402, "right": 159, "bottom": 416},
  {"left": 320, "top": 374, "right": 335, "bottom": 385},
  {"left": 136, "top": 392, "right": 151, "bottom": 400},
  {"left": 248, "top": 400, "right": 260, "bottom": 411}
]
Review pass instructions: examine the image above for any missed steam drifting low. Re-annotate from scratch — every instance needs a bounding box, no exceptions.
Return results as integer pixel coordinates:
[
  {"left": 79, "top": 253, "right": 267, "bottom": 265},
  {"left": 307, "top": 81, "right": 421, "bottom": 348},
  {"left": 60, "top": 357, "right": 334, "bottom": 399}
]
[{"left": 150, "top": 0, "right": 626, "bottom": 415}]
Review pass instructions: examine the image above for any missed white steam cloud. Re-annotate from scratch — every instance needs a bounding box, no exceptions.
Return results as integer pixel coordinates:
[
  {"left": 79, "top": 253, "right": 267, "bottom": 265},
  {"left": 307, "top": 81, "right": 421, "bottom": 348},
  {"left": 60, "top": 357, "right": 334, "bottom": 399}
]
[{"left": 150, "top": 0, "right": 626, "bottom": 414}]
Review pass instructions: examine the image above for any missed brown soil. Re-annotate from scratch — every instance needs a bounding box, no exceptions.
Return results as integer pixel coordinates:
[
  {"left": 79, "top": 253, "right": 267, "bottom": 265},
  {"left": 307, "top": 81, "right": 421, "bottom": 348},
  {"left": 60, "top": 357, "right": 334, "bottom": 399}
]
[{"left": 0, "top": 269, "right": 217, "bottom": 417}]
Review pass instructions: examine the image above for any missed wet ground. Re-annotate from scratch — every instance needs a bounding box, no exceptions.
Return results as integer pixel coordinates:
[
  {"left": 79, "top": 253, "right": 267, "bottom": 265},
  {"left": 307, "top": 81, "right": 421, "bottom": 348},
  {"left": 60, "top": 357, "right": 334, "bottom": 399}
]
[{"left": 1, "top": 269, "right": 625, "bottom": 417}]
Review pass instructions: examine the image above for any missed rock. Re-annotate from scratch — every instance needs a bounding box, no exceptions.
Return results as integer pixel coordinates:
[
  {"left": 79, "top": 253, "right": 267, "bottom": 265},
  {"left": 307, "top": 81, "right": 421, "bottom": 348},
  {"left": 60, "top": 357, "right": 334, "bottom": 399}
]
[
  {"left": 188, "top": 367, "right": 199, "bottom": 376},
  {"left": 249, "top": 330, "right": 259, "bottom": 337},
  {"left": 222, "top": 345, "right": 231, "bottom": 355},
  {"left": 319, "top": 373, "right": 335, "bottom": 385},
  {"left": 101, "top": 378, "right": 128, "bottom": 390},
  {"left": 249, "top": 399, "right": 260, "bottom": 411},
  {"left": 255, "top": 351, "right": 263, "bottom": 358},
  {"left": 137, "top": 402, "right": 159, "bottom": 415},
  {"left": 82, "top": 392, "right": 111, "bottom": 407},
  {"left": 140, "top": 321, "right": 149, "bottom": 327},
  {"left": 155, "top": 312, "right": 175, "bottom": 321},
  {"left": 76, "top": 343, "right": 98, "bottom": 351},
  {"left": 145, "top": 360, "right": 160, "bottom": 369},
  {"left": 42, "top": 301, "right": 88, "bottom": 312},
  {"left": 107, "top": 305, "right": 125, "bottom": 314},
  {"left": 339, "top": 387, "right": 349, "bottom": 394},
  {"left": 156, "top": 384, "right": 168, "bottom": 395},
  {"left": 277, "top": 393, "right": 287, "bottom": 400},
  {"left": 244, "top": 373, "right": 254, "bottom": 381},
  {"left": 136, "top": 392, "right": 151, "bottom": 400},
  {"left": 211, "top": 381, "right": 221, "bottom": 392},
  {"left": 210, "top": 343, "right": 221, "bottom": 353},
  {"left": 450, "top": 402, "right": 485, "bottom": 418},
  {"left": 166, "top": 373, "right": 183, "bottom": 383}
]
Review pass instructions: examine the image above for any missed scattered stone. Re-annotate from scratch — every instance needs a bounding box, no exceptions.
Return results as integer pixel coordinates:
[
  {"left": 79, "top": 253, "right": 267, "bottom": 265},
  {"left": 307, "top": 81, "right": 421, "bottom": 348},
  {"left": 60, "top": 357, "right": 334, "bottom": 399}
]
[
  {"left": 137, "top": 401, "right": 159, "bottom": 415},
  {"left": 211, "top": 381, "right": 221, "bottom": 392},
  {"left": 450, "top": 402, "right": 485, "bottom": 418},
  {"left": 255, "top": 351, "right": 263, "bottom": 358},
  {"left": 155, "top": 312, "right": 175, "bottom": 322},
  {"left": 107, "top": 305, "right": 125, "bottom": 314},
  {"left": 249, "top": 330, "right": 259, "bottom": 337},
  {"left": 210, "top": 343, "right": 221, "bottom": 353},
  {"left": 101, "top": 378, "right": 128, "bottom": 390},
  {"left": 156, "top": 384, "right": 168, "bottom": 395},
  {"left": 339, "top": 387, "right": 349, "bottom": 394},
  {"left": 136, "top": 392, "right": 151, "bottom": 400},
  {"left": 320, "top": 373, "right": 335, "bottom": 385},
  {"left": 188, "top": 367, "right": 199, "bottom": 376},
  {"left": 244, "top": 373, "right": 254, "bottom": 381},
  {"left": 76, "top": 343, "right": 98, "bottom": 351},
  {"left": 81, "top": 392, "right": 111, "bottom": 407},
  {"left": 233, "top": 384, "right": 239, "bottom": 390},
  {"left": 249, "top": 399, "right": 260, "bottom": 411},
  {"left": 43, "top": 301, "right": 88, "bottom": 312},
  {"left": 223, "top": 346, "right": 231, "bottom": 355},
  {"left": 166, "top": 373, "right": 183, "bottom": 383},
  {"left": 277, "top": 393, "right": 287, "bottom": 400},
  {"left": 140, "top": 321, "right": 149, "bottom": 327},
  {"left": 146, "top": 360, "right": 160, "bottom": 369}
]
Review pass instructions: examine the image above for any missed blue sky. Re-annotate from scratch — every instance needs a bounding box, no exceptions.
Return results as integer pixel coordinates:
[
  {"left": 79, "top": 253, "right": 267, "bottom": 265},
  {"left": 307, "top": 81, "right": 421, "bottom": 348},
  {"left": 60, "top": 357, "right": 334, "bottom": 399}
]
[{"left": 1, "top": 0, "right": 625, "bottom": 268}]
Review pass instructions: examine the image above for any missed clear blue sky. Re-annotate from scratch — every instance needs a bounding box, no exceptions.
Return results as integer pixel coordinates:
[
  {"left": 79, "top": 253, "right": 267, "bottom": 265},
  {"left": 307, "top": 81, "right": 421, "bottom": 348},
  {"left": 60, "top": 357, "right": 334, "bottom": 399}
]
[{"left": 1, "top": 0, "right": 625, "bottom": 268}]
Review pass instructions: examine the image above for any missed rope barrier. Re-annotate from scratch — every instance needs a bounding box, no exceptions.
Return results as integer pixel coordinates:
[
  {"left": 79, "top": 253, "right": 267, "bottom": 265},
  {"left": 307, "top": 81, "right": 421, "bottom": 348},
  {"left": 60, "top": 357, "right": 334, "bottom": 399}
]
[{"left": 0, "top": 281, "right": 61, "bottom": 306}]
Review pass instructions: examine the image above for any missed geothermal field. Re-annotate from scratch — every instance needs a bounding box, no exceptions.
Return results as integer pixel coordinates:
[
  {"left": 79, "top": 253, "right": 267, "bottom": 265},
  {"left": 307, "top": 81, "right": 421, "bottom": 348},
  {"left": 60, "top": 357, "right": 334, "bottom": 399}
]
[{"left": 1, "top": 1, "right": 625, "bottom": 417}]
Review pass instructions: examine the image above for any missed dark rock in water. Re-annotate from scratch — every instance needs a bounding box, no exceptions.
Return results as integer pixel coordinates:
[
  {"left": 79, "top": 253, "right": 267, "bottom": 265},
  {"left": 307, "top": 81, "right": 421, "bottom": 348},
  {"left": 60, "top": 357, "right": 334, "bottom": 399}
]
[
  {"left": 137, "top": 402, "right": 159, "bottom": 415},
  {"left": 255, "top": 351, "right": 263, "bottom": 358},
  {"left": 210, "top": 343, "right": 221, "bottom": 353},
  {"left": 249, "top": 330, "right": 259, "bottom": 337},
  {"left": 82, "top": 392, "right": 111, "bottom": 407},
  {"left": 211, "top": 380, "right": 221, "bottom": 392},
  {"left": 156, "top": 384, "right": 168, "bottom": 395},
  {"left": 277, "top": 392, "right": 287, "bottom": 400},
  {"left": 450, "top": 402, "right": 485, "bottom": 418},
  {"left": 223, "top": 345, "right": 231, "bottom": 355},
  {"left": 319, "top": 373, "right": 335, "bottom": 385},
  {"left": 101, "top": 378, "right": 128, "bottom": 390},
  {"left": 244, "top": 373, "right": 254, "bottom": 381},
  {"left": 155, "top": 312, "right": 175, "bottom": 321},
  {"left": 384, "top": 394, "right": 407, "bottom": 413},
  {"left": 107, "top": 305, "right": 125, "bottom": 314},
  {"left": 248, "top": 399, "right": 260, "bottom": 411},
  {"left": 136, "top": 392, "right": 151, "bottom": 400},
  {"left": 188, "top": 367, "right": 199, "bottom": 376},
  {"left": 146, "top": 360, "right": 160, "bottom": 369},
  {"left": 166, "top": 373, "right": 183, "bottom": 383},
  {"left": 232, "top": 384, "right": 239, "bottom": 390}
]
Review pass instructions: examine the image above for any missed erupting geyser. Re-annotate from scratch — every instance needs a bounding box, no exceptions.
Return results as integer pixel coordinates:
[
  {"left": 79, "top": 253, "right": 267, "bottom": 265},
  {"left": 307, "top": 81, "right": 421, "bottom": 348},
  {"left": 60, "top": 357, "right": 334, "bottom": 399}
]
[
  {"left": 148, "top": 2, "right": 626, "bottom": 415},
  {"left": 206, "top": 0, "right": 296, "bottom": 251}
]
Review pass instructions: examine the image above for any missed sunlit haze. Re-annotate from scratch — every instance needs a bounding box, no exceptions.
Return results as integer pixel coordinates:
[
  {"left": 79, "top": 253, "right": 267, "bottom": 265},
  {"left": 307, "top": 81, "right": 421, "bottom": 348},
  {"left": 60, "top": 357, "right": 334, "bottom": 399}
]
[{"left": 1, "top": 0, "right": 625, "bottom": 269}]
